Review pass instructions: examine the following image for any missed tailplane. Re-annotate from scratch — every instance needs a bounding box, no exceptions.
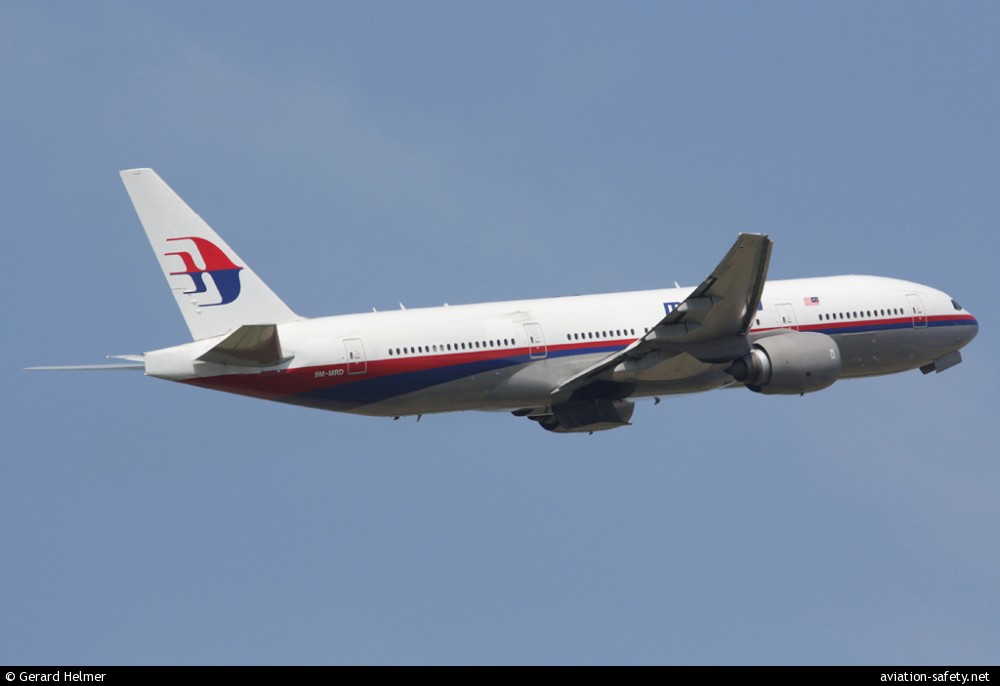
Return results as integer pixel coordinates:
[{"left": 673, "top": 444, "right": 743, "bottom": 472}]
[{"left": 120, "top": 169, "right": 302, "bottom": 340}]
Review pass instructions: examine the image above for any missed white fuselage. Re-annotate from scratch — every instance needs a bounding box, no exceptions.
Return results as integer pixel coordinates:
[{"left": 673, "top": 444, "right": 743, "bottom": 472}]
[{"left": 143, "top": 274, "right": 978, "bottom": 417}]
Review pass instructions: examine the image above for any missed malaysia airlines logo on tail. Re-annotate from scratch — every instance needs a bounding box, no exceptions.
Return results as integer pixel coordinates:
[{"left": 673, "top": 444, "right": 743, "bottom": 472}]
[{"left": 165, "top": 236, "right": 243, "bottom": 306}]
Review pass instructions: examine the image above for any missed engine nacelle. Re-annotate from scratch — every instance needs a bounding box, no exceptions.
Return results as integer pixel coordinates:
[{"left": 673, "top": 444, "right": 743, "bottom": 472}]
[
  {"left": 726, "top": 331, "right": 841, "bottom": 395},
  {"left": 532, "top": 399, "right": 636, "bottom": 433}
]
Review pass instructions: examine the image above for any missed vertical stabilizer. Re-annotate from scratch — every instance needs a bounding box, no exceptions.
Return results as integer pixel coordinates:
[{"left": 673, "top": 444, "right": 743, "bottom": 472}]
[{"left": 120, "top": 168, "right": 302, "bottom": 340}]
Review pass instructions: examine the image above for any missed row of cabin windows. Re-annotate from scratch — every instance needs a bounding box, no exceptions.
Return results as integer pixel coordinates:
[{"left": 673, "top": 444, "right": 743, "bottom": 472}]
[
  {"left": 387, "top": 338, "right": 516, "bottom": 357},
  {"left": 752, "top": 306, "right": 915, "bottom": 328},
  {"left": 819, "top": 307, "right": 909, "bottom": 322},
  {"left": 566, "top": 328, "right": 637, "bottom": 342}
]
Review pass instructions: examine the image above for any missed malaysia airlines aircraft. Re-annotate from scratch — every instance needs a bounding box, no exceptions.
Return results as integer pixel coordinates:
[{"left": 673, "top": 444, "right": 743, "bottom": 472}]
[{"left": 31, "top": 169, "right": 979, "bottom": 433}]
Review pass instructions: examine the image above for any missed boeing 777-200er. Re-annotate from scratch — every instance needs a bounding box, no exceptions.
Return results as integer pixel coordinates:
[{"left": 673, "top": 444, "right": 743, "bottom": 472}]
[{"left": 30, "top": 169, "right": 979, "bottom": 433}]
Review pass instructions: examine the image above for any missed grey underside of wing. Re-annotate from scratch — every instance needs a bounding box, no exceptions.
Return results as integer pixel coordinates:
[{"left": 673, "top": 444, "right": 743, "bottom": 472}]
[{"left": 552, "top": 233, "right": 773, "bottom": 395}]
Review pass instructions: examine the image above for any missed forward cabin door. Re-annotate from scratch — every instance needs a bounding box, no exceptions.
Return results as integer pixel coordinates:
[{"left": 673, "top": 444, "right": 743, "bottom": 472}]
[
  {"left": 345, "top": 338, "right": 367, "bottom": 374},
  {"left": 906, "top": 294, "right": 927, "bottom": 328},
  {"left": 524, "top": 323, "right": 547, "bottom": 359}
]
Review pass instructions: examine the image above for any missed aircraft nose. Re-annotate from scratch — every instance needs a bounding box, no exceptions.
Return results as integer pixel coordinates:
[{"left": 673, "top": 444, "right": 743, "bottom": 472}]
[
  {"left": 946, "top": 293, "right": 978, "bottom": 347},
  {"left": 964, "top": 314, "right": 979, "bottom": 344},
  {"left": 952, "top": 303, "right": 979, "bottom": 347}
]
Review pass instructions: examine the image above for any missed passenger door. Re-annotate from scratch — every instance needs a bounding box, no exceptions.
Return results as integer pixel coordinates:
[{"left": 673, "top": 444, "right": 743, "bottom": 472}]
[
  {"left": 906, "top": 294, "right": 927, "bottom": 328},
  {"left": 344, "top": 338, "right": 367, "bottom": 374},
  {"left": 776, "top": 303, "right": 799, "bottom": 331},
  {"left": 524, "top": 323, "right": 547, "bottom": 359}
]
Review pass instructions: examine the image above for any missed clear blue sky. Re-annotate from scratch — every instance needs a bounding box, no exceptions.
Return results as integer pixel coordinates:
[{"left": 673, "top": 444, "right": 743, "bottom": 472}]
[{"left": 3, "top": 2, "right": 998, "bottom": 665}]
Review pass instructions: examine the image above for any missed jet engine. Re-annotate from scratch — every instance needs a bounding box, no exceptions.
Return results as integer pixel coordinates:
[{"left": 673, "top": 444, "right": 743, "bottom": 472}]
[
  {"left": 530, "top": 399, "right": 636, "bottom": 433},
  {"left": 726, "top": 331, "right": 841, "bottom": 395}
]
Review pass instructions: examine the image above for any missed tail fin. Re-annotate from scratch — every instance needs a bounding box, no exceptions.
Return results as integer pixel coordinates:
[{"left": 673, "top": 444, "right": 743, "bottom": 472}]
[{"left": 120, "top": 169, "right": 301, "bottom": 340}]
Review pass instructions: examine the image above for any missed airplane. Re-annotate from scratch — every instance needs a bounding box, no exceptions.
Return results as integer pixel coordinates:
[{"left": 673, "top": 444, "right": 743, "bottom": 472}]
[{"left": 29, "top": 168, "right": 979, "bottom": 433}]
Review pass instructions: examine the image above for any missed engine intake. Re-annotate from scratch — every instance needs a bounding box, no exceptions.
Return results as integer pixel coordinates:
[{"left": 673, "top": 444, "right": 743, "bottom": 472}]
[{"left": 726, "top": 331, "right": 841, "bottom": 395}]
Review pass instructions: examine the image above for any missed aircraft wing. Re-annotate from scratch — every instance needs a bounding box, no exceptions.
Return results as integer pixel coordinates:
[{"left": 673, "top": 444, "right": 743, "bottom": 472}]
[{"left": 552, "top": 233, "right": 772, "bottom": 395}]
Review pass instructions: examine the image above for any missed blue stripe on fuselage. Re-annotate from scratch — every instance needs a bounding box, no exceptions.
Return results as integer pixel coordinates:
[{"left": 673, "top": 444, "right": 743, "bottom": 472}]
[{"left": 292, "top": 343, "right": 629, "bottom": 411}]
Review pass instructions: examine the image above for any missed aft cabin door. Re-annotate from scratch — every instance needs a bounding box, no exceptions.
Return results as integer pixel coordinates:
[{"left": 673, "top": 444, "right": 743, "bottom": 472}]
[
  {"left": 524, "top": 323, "right": 547, "bottom": 359},
  {"left": 906, "top": 294, "right": 927, "bottom": 328},
  {"left": 345, "top": 338, "right": 367, "bottom": 374}
]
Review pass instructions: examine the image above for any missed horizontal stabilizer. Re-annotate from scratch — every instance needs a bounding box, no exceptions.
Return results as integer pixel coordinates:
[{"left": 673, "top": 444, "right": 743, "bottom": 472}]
[
  {"left": 197, "top": 323, "right": 290, "bottom": 367},
  {"left": 26, "top": 363, "right": 145, "bottom": 371},
  {"left": 109, "top": 354, "right": 144, "bottom": 362}
]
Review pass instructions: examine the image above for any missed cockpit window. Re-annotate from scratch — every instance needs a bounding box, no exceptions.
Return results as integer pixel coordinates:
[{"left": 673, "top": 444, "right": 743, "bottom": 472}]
[{"left": 952, "top": 299, "right": 963, "bottom": 311}]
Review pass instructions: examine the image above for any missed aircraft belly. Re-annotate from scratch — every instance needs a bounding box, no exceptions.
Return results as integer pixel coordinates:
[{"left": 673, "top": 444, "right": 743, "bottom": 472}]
[
  {"left": 485, "top": 356, "right": 602, "bottom": 407},
  {"left": 366, "top": 355, "right": 607, "bottom": 415},
  {"left": 339, "top": 347, "right": 628, "bottom": 416},
  {"left": 833, "top": 328, "right": 969, "bottom": 377}
]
